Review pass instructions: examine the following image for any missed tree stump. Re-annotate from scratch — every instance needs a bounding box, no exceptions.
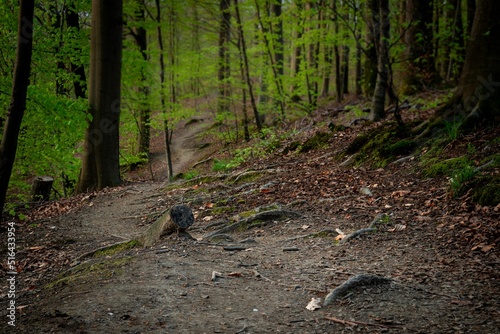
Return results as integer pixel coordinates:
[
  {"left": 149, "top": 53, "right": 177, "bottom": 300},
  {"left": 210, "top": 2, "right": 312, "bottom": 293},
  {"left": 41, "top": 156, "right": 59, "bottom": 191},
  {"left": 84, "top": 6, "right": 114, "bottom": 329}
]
[
  {"left": 138, "top": 205, "right": 194, "bottom": 247},
  {"left": 31, "top": 176, "right": 54, "bottom": 202}
]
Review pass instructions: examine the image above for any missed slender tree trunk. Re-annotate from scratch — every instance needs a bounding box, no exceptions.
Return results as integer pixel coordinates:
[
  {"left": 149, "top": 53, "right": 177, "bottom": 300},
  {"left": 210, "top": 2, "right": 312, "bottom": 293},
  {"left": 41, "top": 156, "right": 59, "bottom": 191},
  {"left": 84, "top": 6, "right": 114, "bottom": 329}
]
[
  {"left": 65, "top": 4, "right": 87, "bottom": 99},
  {"left": 255, "top": 0, "right": 285, "bottom": 118},
  {"left": 333, "top": 0, "right": 342, "bottom": 102},
  {"left": 132, "top": 0, "right": 151, "bottom": 158},
  {"left": 341, "top": 46, "right": 349, "bottom": 95},
  {"left": 355, "top": 35, "right": 362, "bottom": 95},
  {"left": 446, "top": 0, "right": 465, "bottom": 82},
  {"left": 234, "top": 0, "right": 261, "bottom": 131},
  {"left": 290, "top": 1, "right": 303, "bottom": 94},
  {"left": 155, "top": 0, "right": 173, "bottom": 179},
  {"left": 401, "top": 0, "right": 439, "bottom": 94},
  {"left": 77, "top": 0, "right": 122, "bottom": 192},
  {"left": 363, "top": 0, "right": 378, "bottom": 98},
  {"left": 0, "top": 0, "right": 35, "bottom": 216},
  {"left": 218, "top": 0, "right": 231, "bottom": 115},
  {"left": 370, "top": 0, "right": 390, "bottom": 122}
]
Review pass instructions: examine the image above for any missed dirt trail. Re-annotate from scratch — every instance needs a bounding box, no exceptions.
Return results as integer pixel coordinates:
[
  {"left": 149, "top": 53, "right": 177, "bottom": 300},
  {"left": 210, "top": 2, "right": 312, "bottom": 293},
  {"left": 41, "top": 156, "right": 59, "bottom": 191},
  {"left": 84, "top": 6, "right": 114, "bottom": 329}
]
[{"left": 1, "top": 115, "right": 498, "bottom": 334}]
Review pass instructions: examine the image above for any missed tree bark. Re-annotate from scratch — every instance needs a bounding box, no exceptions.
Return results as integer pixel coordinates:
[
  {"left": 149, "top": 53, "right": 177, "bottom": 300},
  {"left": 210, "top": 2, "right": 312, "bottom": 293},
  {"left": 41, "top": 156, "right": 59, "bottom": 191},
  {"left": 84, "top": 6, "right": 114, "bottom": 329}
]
[
  {"left": 65, "top": 4, "right": 87, "bottom": 99},
  {"left": 218, "top": 0, "right": 231, "bottom": 115},
  {"left": 0, "top": 0, "right": 35, "bottom": 217},
  {"left": 132, "top": 0, "right": 151, "bottom": 158},
  {"left": 452, "top": 0, "right": 500, "bottom": 128},
  {"left": 401, "top": 0, "right": 439, "bottom": 94},
  {"left": 370, "top": 0, "right": 390, "bottom": 122},
  {"left": 234, "top": 0, "right": 261, "bottom": 132},
  {"left": 77, "top": 0, "right": 122, "bottom": 192}
]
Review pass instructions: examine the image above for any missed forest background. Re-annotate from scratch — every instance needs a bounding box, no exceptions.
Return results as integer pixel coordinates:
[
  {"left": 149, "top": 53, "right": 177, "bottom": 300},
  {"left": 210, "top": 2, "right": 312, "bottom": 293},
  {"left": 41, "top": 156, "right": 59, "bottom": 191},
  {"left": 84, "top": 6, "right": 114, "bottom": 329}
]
[{"left": 0, "top": 0, "right": 497, "bottom": 217}]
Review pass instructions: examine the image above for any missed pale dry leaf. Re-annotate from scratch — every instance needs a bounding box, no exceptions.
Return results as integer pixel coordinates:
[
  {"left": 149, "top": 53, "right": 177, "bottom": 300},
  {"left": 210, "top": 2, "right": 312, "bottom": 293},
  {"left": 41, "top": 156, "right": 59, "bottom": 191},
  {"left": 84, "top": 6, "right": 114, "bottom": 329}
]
[
  {"left": 388, "top": 224, "right": 406, "bottom": 232},
  {"left": 306, "top": 297, "right": 322, "bottom": 311}
]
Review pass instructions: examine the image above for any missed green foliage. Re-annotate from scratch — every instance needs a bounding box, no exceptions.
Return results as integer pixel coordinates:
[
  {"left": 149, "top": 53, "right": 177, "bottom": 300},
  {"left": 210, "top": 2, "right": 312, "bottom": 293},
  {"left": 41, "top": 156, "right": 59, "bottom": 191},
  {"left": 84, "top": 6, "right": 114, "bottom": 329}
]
[
  {"left": 449, "top": 164, "right": 476, "bottom": 197},
  {"left": 183, "top": 170, "right": 200, "bottom": 180},
  {"left": 443, "top": 120, "right": 461, "bottom": 140}
]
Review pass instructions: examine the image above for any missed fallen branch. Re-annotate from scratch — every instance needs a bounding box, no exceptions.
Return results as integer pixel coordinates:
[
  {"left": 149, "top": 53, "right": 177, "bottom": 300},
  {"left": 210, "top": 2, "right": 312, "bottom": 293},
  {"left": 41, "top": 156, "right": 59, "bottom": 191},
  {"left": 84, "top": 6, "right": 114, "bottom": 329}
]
[
  {"left": 325, "top": 316, "right": 400, "bottom": 329},
  {"left": 203, "top": 210, "right": 302, "bottom": 239},
  {"left": 323, "top": 274, "right": 392, "bottom": 306}
]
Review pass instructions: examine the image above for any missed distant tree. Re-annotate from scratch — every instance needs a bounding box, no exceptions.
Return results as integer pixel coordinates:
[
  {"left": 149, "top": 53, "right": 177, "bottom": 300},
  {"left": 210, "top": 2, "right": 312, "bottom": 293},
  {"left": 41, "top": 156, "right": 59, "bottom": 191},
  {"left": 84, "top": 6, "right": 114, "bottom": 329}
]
[
  {"left": 0, "top": 0, "right": 35, "bottom": 217},
  {"left": 130, "top": 0, "right": 151, "bottom": 159},
  {"left": 65, "top": 2, "right": 87, "bottom": 99},
  {"left": 401, "top": 0, "right": 439, "bottom": 94},
  {"left": 77, "top": 0, "right": 123, "bottom": 192},
  {"left": 369, "top": 0, "right": 390, "bottom": 122},
  {"left": 218, "top": 0, "right": 231, "bottom": 115}
]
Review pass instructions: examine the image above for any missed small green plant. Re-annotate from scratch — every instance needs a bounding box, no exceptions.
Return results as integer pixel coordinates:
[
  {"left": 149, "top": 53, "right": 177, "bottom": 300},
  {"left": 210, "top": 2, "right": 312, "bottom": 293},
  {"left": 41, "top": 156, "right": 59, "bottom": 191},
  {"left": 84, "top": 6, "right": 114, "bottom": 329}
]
[
  {"left": 183, "top": 170, "right": 199, "bottom": 180},
  {"left": 449, "top": 164, "right": 476, "bottom": 197},
  {"left": 443, "top": 120, "right": 461, "bottom": 140},
  {"left": 212, "top": 159, "right": 234, "bottom": 172}
]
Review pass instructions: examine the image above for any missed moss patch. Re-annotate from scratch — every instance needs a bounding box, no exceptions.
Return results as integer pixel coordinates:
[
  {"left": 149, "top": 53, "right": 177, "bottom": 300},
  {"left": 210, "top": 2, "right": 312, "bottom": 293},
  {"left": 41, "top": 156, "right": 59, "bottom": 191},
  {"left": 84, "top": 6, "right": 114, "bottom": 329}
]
[
  {"left": 92, "top": 240, "right": 139, "bottom": 258},
  {"left": 470, "top": 176, "right": 500, "bottom": 206},
  {"left": 299, "top": 131, "right": 332, "bottom": 153},
  {"left": 422, "top": 157, "right": 470, "bottom": 178},
  {"left": 345, "top": 125, "right": 415, "bottom": 167},
  {"left": 45, "top": 256, "right": 134, "bottom": 289}
]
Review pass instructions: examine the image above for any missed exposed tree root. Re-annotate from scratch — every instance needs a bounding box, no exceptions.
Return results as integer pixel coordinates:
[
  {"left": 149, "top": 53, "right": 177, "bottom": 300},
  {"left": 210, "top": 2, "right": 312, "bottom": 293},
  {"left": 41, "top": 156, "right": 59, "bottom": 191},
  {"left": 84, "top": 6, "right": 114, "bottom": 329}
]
[
  {"left": 203, "top": 209, "right": 303, "bottom": 239},
  {"left": 339, "top": 214, "right": 387, "bottom": 244},
  {"left": 325, "top": 315, "right": 401, "bottom": 329},
  {"left": 323, "top": 274, "right": 392, "bottom": 306}
]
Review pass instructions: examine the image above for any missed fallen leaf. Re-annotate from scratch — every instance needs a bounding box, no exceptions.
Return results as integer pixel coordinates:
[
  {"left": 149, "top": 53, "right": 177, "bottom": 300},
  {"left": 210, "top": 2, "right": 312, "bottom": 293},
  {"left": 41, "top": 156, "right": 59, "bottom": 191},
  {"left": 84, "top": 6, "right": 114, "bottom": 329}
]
[
  {"left": 391, "top": 190, "right": 410, "bottom": 197},
  {"left": 388, "top": 224, "right": 406, "bottom": 232},
  {"left": 306, "top": 298, "right": 322, "bottom": 311},
  {"left": 481, "top": 244, "right": 494, "bottom": 252}
]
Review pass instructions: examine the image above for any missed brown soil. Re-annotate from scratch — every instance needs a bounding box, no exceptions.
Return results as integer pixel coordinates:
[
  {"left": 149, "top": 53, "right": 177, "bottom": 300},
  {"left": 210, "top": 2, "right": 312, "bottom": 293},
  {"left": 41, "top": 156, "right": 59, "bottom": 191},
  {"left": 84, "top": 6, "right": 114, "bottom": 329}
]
[{"left": 1, "top": 109, "right": 499, "bottom": 334}]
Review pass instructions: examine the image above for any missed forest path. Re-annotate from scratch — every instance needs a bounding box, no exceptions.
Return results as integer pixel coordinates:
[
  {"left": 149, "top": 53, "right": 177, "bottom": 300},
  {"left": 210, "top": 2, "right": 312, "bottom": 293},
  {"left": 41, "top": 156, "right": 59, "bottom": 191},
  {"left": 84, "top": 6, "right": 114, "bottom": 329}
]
[{"left": 4, "top": 113, "right": 498, "bottom": 334}]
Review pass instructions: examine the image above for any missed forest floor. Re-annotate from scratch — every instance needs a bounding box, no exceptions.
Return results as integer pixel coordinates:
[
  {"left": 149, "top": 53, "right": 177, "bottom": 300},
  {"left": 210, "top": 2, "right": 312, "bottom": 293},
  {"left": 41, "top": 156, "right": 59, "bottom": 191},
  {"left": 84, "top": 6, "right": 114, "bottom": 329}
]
[{"left": 1, "top": 100, "right": 499, "bottom": 333}]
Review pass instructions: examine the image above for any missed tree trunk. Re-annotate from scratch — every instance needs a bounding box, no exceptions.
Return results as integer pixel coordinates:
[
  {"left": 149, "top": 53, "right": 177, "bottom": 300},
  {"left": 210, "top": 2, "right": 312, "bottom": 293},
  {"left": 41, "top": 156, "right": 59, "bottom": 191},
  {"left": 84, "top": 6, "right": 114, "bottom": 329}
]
[
  {"left": 218, "top": 0, "right": 231, "bottom": 115},
  {"left": 77, "top": 0, "right": 122, "bottom": 192},
  {"left": 452, "top": 0, "right": 500, "bottom": 128},
  {"left": 155, "top": 0, "right": 174, "bottom": 179},
  {"left": 370, "top": 0, "right": 390, "bottom": 122},
  {"left": 132, "top": 0, "right": 151, "bottom": 158},
  {"left": 363, "top": 0, "right": 378, "bottom": 98},
  {"left": 0, "top": 0, "right": 35, "bottom": 216},
  {"left": 341, "top": 46, "right": 349, "bottom": 95},
  {"left": 333, "top": 0, "right": 342, "bottom": 102},
  {"left": 355, "top": 36, "right": 362, "bottom": 95},
  {"left": 401, "top": 0, "right": 439, "bottom": 94},
  {"left": 65, "top": 4, "right": 87, "bottom": 99},
  {"left": 234, "top": 0, "right": 261, "bottom": 132}
]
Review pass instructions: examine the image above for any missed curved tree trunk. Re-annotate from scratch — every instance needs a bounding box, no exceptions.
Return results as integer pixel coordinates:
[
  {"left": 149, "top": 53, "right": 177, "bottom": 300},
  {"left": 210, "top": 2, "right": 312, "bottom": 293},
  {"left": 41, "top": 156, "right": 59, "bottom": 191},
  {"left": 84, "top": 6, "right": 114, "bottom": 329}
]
[{"left": 0, "top": 0, "right": 35, "bottom": 216}]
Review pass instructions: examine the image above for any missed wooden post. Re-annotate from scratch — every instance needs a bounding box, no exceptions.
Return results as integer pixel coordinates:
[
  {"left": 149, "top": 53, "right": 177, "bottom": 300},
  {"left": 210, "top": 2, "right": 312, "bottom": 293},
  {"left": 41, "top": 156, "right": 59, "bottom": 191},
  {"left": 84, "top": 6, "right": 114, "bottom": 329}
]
[{"left": 31, "top": 176, "right": 54, "bottom": 202}]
